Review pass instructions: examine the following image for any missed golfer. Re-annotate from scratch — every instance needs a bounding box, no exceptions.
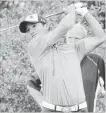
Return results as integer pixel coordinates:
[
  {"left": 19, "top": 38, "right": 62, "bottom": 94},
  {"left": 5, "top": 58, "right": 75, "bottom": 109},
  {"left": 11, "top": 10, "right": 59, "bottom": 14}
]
[{"left": 19, "top": 2, "right": 105, "bottom": 112}]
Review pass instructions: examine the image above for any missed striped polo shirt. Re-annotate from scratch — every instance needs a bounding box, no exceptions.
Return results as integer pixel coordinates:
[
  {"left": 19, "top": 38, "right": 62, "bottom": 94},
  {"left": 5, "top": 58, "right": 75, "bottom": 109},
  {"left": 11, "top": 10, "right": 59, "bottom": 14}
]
[{"left": 28, "top": 34, "right": 86, "bottom": 106}]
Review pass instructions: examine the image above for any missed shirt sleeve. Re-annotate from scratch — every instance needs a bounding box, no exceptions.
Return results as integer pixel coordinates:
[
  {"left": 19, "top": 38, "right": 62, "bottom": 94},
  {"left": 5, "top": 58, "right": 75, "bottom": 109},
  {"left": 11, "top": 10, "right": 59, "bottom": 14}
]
[
  {"left": 75, "top": 39, "right": 87, "bottom": 61},
  {"left": 28, "top": 34, "right": 48, "bottom": 60}
]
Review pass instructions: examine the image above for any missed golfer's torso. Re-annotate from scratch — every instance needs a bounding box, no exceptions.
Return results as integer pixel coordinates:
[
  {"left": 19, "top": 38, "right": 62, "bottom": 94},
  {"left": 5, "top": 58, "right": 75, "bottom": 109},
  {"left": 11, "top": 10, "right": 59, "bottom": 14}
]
[{"left": 34, "top": 44, "right": 86, "bottom": 106}]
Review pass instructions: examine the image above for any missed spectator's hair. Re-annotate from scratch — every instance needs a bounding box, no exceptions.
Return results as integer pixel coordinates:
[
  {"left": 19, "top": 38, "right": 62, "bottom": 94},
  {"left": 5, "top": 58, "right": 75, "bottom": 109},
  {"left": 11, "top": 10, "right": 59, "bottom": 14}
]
[{"left": 66, "top": 23, "right": 87, "bottom": 39}]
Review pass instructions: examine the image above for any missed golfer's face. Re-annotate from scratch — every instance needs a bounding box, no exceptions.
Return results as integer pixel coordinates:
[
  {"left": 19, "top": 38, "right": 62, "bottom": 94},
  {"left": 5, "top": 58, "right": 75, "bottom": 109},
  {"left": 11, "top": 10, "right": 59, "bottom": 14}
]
[{"left": 26, "top": 23, "right": 37, "bottom": 34}]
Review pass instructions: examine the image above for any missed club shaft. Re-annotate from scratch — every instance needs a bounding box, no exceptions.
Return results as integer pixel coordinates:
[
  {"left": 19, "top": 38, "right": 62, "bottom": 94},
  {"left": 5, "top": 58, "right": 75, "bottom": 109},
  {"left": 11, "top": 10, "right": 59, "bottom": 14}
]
[{"left": 45, "top": 11, "right": 64, "bottom": 18}]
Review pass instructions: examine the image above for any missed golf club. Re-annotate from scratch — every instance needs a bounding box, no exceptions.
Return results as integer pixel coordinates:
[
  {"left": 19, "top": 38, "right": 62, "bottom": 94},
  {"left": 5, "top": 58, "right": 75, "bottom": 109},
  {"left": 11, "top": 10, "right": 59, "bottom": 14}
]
[{"left": 0, "top": 11, "right": 64, "bottom": 32}]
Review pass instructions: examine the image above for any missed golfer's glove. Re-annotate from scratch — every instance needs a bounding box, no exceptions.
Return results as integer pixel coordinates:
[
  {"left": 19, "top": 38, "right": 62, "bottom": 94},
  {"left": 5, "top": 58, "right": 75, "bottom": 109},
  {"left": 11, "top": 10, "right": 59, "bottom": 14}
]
[{"left": 74, "top": 2, "right": 89, "bottom": 17}]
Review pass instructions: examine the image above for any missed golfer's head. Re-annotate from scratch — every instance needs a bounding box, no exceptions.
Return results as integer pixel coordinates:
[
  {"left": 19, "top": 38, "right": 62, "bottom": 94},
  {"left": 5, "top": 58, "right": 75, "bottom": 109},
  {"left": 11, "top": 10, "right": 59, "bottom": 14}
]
[
  {"left": 66, "top": 23, "right": 87, "bottom": 40},
  {"left": 19, "top": 14, "right": 49, "bottom": 34}
]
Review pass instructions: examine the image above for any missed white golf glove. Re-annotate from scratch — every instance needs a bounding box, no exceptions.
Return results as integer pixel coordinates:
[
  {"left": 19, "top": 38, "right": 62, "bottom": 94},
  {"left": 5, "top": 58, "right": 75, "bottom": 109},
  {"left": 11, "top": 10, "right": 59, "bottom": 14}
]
[{"left": 74, "top": 2, "right": 89, "bottom": 17}]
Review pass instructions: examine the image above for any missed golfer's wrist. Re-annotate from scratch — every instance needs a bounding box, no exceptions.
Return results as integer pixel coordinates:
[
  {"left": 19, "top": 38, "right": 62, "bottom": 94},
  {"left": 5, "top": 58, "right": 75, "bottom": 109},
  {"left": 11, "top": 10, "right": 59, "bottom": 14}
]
[
  {"left": 76, "top": 8, "right": 89, "bottom": 17},
  {"left": 81, "top": 8, "right": 89, "bottom": 17}
]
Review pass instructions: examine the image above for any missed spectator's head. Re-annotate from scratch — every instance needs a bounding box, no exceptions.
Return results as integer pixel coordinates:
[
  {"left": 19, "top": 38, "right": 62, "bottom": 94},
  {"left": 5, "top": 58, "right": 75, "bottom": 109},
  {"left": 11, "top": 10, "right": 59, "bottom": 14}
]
[
  {"left": 19, "top": 14, "right": 50, "bottom": 35},
  {"left": 66, "top": 23, "right": 87, "bottom": 42}
]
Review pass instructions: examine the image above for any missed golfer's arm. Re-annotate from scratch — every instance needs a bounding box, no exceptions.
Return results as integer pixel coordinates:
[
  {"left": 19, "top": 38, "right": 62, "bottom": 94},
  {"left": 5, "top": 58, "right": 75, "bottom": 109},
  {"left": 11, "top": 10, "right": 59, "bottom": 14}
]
[
  {"left": 83, "top": 36, "right": 106, "bottom": 54},
  {"left": 45, "top": 9, "right": 76, "bottom": 46},
  {"left": 83, "top": 12, "right": 105, "bottom": 53},
  {"left": 28, "top": 7, "right": 76, "bottom": 58},
  {"left": 84, "top": 12, "right": 105, "bottom": 37}
]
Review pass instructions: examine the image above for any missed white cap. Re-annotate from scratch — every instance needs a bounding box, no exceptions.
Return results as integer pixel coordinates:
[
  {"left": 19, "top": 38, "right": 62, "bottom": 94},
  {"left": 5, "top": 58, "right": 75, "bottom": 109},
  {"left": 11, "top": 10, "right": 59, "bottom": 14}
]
[{"left": 25, "top": 14, "right": 39, "bottom": 23}]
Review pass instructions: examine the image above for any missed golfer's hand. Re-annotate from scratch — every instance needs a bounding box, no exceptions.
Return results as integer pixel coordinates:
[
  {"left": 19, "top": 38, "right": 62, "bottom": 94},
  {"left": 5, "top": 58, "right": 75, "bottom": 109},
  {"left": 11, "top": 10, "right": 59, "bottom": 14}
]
[
  {"left": 75, "top": 2, "right": 89, "bottom": 17},
  {"left": 76, "top": 7, "right": 89, "bottom": 17},
  {"left": 63, "top": 4, "right": 75, "bottom": 15}
]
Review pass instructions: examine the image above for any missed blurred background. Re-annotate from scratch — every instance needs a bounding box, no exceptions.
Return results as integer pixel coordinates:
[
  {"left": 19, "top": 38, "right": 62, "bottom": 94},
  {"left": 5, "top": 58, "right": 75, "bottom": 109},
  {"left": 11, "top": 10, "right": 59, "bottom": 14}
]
[{"left": 0, "top": 0, "right": 106, "bottom": 112}]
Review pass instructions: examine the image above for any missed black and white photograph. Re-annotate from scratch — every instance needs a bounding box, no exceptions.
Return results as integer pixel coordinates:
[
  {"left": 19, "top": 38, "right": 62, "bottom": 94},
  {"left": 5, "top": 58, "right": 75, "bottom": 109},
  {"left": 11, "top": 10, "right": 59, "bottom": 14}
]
[{"left": 0, "top": 0, "right": 106, "bottom": 112}]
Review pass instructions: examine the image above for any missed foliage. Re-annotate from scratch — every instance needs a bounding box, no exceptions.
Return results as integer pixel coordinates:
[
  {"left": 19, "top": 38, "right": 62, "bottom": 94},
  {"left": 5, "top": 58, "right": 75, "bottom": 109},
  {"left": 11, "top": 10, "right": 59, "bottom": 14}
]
[{"left": 0, "top": 0, "right": 106, "bottom": 112}]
